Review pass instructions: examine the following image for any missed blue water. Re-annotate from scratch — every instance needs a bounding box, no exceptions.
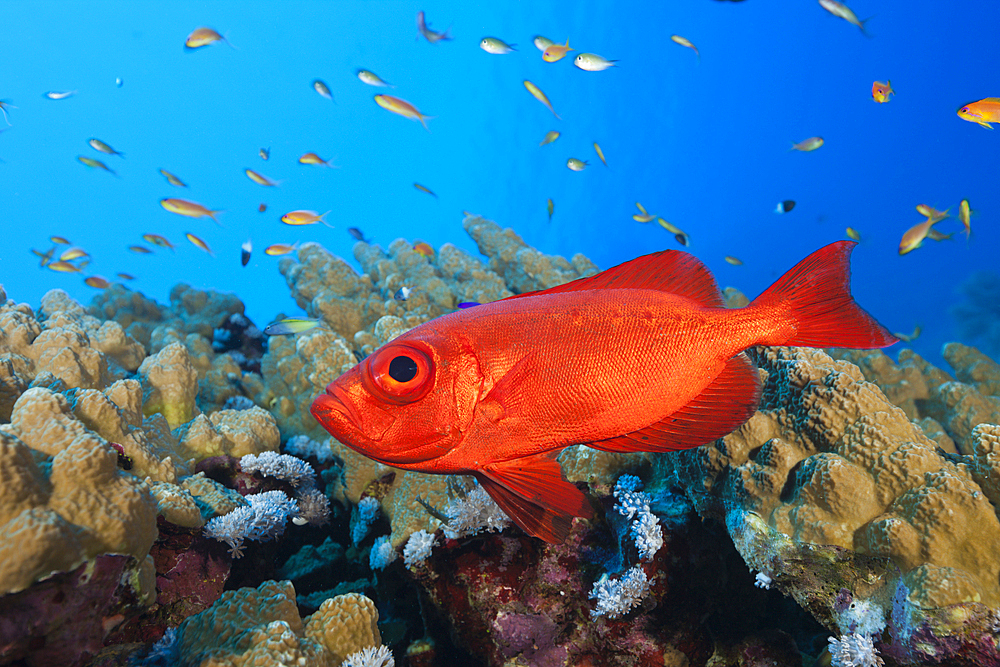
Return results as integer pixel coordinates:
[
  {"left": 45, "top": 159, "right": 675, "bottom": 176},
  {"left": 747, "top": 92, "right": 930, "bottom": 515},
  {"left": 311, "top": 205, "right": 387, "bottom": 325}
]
[{"left": 3, "top": 0, "right": 997, "bottom": 367}]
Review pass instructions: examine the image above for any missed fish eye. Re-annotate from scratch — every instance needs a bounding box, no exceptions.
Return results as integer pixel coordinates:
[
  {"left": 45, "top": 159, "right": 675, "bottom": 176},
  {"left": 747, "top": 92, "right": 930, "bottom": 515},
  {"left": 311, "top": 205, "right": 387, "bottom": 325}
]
[{"left": 363, "top": 342, "right": 435, "bottom": 405}]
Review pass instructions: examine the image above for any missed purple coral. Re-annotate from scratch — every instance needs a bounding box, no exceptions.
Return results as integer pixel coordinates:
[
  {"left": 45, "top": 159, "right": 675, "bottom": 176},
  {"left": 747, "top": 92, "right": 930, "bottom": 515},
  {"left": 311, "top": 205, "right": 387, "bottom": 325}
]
[{"left": 493, "top": 612, "right": 568, "bottom": 667}]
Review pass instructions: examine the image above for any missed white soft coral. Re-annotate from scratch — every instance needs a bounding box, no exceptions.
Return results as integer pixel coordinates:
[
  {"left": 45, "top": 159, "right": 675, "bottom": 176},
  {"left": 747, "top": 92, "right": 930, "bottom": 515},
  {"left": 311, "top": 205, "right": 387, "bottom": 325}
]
[{"left": 828, "top": 633, "right": 884, "bottom": 667}]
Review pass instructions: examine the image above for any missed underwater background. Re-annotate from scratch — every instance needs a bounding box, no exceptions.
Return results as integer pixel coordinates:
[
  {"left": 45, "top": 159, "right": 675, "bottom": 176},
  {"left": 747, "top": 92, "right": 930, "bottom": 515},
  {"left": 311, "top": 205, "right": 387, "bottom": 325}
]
[{"left": 2, "top": 0, "right": 998, "bottom": 366}]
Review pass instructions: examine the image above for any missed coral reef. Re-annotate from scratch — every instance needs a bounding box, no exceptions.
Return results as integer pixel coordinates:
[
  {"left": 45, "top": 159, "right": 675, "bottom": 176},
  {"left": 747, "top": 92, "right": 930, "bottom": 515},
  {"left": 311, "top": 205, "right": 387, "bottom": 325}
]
[{"left": 951, "top": 271, "right": 1000, "bottom": 359}]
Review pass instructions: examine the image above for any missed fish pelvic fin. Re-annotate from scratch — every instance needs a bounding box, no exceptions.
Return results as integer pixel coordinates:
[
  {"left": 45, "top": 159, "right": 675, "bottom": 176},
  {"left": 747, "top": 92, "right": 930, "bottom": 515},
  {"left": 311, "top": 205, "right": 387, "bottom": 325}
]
[
  {"left": 590, "top": 352, "right": 761, "bottom": 453},
  {"left": 477, "top": 450, "right": 593, "bottom": 544},
  {"left": 749, "top": 240, "right": 897, "bottom": 349},
  {"left": 499, "top": 248, "right": 722, "bottom": 306}
]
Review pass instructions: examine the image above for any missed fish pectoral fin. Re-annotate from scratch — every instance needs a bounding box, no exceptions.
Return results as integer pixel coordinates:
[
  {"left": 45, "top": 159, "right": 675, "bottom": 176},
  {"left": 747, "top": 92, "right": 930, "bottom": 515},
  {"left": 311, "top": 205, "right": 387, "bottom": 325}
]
[
  {"left": 590, "top": 352, "right": 762, "bottom": 453},
  {"left": 480, "top": 352, "right": 539, "bottom": 420},
  {"left": 498, "top": 248, "right": 723, "bottom": 307},
  {"left": 477, "top": 450, "right": 593, "bottom": 544}
]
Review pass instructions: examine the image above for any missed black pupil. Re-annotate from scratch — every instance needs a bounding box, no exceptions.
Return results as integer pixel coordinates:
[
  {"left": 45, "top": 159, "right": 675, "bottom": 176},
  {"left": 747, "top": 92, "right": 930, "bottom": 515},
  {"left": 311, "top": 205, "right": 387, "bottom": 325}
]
[{"left": 388, "top": 355, "right": 419, "bottom": 383}]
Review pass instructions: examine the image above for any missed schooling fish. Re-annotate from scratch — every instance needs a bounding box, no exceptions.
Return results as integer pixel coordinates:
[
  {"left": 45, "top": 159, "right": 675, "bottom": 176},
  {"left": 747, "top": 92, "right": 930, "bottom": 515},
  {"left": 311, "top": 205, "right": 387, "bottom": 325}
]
[
  {"left": 281, "top": 210, "right": 333, "bottom": 227},
  {"left": 185, "top": 27, "right": 234, "bottom": 50},
  {"left": 357, "top": 69, "right": 393, "bottom": 87},
  {"left": 161, "top": 198, "right": 222, "bottom": 224},
  {"left": 524, "top": 81, "right": 559, "bottom": 119},
  {"left": 348, "top": 227, "right": 371, "bottom": 243},
  {"left": 480, "top": 37, "right": 516, "bottom": 54},
  {"left": 670, "top": 35, "right": 700, "bottom": 60},
  {"left": 533, "top": 36, "right": 554, "bottom": 51},
  {"left": 539, "top": 130, "right": 560, "bottom": 146},
  {"left": 299, "top": 152, "right": 338, "bottom": 167},
  {"left": 872, "top": 80, "right": 894, "bottom": 103},
  {"left": 78, "top": 155, "right": 117, "bottom": 176},
  {"left": 241, "top": 239, "right": 252, "bottom": 266},
  {"left": 246, "top": 169, "right": 280, "bottom": 186},
  {"left": 818, "top": 0, "right": 870, "bottom": 34},
  {"left": 44, "top": 90, "right": 77, "bottom": 100},
  {"left": 573, "top": 53, "right": 617, "bottom": 71},
  {"left": 311, "top": 241, "right": 897, "bottom": 543},
  {"left": 89, "top": 138, "right": 124, "bottom": 157},
  {"left": 542, "top": 39, "right": 573, "bottom": 63},
  {"left": 312, "top": 79, "right": 334, "bottom": 102},
  {"left": 185, "top": 232, "right": 214, "bottom": 255},
  {"left": 416, "top": 11, "right": 452, "bottom": 44},
  {"left": 374, "top": 95, "right": 432, "bottom": 131},
  {"left": 791, "top": 137, "right": 824, "bottom": 152},
  {"left": 159, "top": 169, "right": 188, "bottom": 187}
]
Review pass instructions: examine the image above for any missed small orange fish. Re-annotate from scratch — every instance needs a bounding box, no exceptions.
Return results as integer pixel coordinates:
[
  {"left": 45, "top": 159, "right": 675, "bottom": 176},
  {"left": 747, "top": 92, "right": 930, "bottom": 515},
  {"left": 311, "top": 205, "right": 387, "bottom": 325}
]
[
  {"left": 374, "top": 95, "right": 432, "bottom": 131},
  {"left": 259, "top": 203, "right": 267, "bottom": 213},
  {"left": 413, "top": 242, "right": 435, "bottom": 259},
  {"left": 185, "top": 27, "right": 234, "bottom": 50},
  {"left": 161, "top": 198, "right": 222, "bottom": 224},
  {"left": 246, "top": 169, "right": 279, "bottom": 186},
  {"left": 311, "top": 241, "right": 896, "bottom": 543},
  {"left": 791, "top": 137, "right": 824, "bottom": 152},
  {"left": 84, "top": 275, "right": 111, "bottom": 289},
  {"left": 116, "top": 273, "right": 136, "bottom": 281},
  {"left": 48, "top": 261, "right": 82, "bottom": 273},
  {"left": 957, "top": 98, "right": 1000, "bottom": 129},
  {"left": 872, "top": 80, "right": 894, "bottom": 103},
  {"left": 281, "top": 210, "right": 333, "bottom": 227},
  {"left": 542, "top": 39, "right": 573, "bottom": 63},
  {"left": 298, "top": 152, "right": 337, "bottom": 167},
  {"left": 898, "top": 219, "right": 938, "bottom": 255},
  {"left": 265, "top": 243, "right": 299, "bottom": 256},
  {"left": 185, "top": 232, "right": 214, "bottom": 255},
  {"left": 50, "top": 236, "right": 71, "bottom": 245},
  {"left": 915, "top": 204, "right": 949, "bottom": 223},
  {"left": 59, "top": 246, "right": 89, "bottom": 261}
]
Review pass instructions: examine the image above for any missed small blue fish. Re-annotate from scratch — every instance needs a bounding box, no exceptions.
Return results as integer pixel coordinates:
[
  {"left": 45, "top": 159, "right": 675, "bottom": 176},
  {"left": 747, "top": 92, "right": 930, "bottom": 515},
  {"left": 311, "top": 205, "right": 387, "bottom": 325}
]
[{"left": 457, "top": 302, "right": 481, "bottom": 309}]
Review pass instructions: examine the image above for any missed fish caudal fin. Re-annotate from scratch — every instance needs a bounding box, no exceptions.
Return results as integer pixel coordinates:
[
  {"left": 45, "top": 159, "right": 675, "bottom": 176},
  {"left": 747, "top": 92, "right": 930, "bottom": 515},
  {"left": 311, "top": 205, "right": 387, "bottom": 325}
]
[
  {"left": 590, "top": 353, "right": 761, "bottom": 453},
  {"left": 476, "top": 451, "right": 593, "bottom": 543},
  {"left": 750, "top": 240, "right": 897, "bottom": 349}
]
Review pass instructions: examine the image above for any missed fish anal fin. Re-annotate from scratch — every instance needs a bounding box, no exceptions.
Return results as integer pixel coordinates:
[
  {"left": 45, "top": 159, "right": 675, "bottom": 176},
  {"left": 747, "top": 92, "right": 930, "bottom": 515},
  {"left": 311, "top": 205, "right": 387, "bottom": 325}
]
[
  {"left": 590, "top": 353, "right": 761, "bottom": 453},
  {"left": 477, "top": 450, "right": 593, "bottom": 543},
  {"left": 501, "top": 249, "right": 722, "bottom": 307}
]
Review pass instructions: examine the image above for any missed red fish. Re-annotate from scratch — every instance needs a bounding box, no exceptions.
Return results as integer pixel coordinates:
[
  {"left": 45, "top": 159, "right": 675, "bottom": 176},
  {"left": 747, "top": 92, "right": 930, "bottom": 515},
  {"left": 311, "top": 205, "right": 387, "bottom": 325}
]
[{"left": 311, "top": 241, "right": 896, "bottom": 543}]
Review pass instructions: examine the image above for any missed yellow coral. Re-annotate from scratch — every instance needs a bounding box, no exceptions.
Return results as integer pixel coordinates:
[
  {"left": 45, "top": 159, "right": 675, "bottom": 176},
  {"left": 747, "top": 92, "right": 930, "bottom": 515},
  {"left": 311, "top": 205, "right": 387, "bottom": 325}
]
[{"left": 304, "top": 593, "right": 381, "bottom": 666}]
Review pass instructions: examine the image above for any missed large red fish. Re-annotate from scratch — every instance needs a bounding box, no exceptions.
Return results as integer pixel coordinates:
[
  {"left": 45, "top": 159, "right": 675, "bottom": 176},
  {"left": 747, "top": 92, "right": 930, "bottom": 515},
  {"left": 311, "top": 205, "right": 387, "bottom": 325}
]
[{"left": 312, "top": 241, "right": 896, "bottom": 542}]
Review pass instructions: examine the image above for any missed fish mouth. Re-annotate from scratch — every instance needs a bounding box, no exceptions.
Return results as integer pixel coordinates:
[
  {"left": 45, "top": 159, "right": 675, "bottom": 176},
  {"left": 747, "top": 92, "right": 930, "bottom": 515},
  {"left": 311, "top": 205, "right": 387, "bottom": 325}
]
[{"left": 313, "top": 385, "right": 364, "bottom": 431}]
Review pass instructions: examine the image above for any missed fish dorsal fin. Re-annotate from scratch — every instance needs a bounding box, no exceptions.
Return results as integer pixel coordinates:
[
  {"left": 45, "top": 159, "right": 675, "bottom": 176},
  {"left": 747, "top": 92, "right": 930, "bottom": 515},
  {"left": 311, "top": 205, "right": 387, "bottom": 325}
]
[
  {"left": 476, "top": 450, "right": 593, "bottom": 543},
  {"left": 589, "top": 352, "right": 761, "bottom": 453},
  {"left": 502, "top": 249, "right": 723, "bottom": 307}
]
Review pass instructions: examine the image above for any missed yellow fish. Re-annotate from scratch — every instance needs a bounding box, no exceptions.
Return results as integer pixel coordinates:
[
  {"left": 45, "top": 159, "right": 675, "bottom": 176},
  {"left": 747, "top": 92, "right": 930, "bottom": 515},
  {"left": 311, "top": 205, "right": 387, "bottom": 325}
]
[
  {"left": 265, "top": 243, "right": 299, "bottom": 256},
  {"left": 524, "top": 81, "right": 559, "bottom": 119},
  {"left": 956, "top": 98, "right": 1000, "bottom": 130},
  {"left": 898, "top": 218, "right": 938, "bottom": 255},
  {"left": 159, "top": 169, "right": 187, "bottom": 187},
  {"left": 185, "top": 27, "right": 234, "bottom": 50},
  {"left": 78, "top": 155, "right": 117, "bottom": 176},
  {"left": 89, "top": 138, "right": 124, "bottom": 157},
  {"left": 566, "top": 158, "right": 588, "bottom": 171},
  {"left": 117, "top": 273, "right": 136, "bottom": 281},
  {"left": 871, "top": 80, "right": 894, "bottom": 103},
  {"left": 374, "top": 95, "right": 431, "bottom": 131},
  {"left": 263, "top": 318, "right": 325, "bottom": 336},
  {"left": 547, "top": 198, "right": 554, "bottom": 222},
  {"left": 185, "top": 232, "right": 214, "bottom": 255},
  {"left": 48, "top": 261, "right": 81, "bottom": 273},
  {"left": 633, "top": 213, "right": 656, "bottom": 223},
  {"left": 818, "top": 0, "right": 870, "bottom": 34},
  {"left": 670, "top": 35, "right": 700, "bottom": 60},
  {"left": 657, "top": 218, "right": 685, "bottom": 235},
  {"left": 414, "top": 183, "right": 437, "bottom": 198},
  {"left": 161, "top": 198, "right": 221, "bottom": 224},
  {"left": 594, "top": 142, "right": 608, "bottom": 167},
  {"left": 281, "top": 210, "right": 333, "bottom": 228},
  {"left": 539, "top": 130, "right": 560, "bottom": 146},
  {"left": 846, "top": 227, "right": 861, "bottom": 241},
  {"left": 791, "top": 137, "right": 824, "bottom": 152},
  {"left": 59, "top": 246, "right": 89, "bottom": 261},
  {"left": 128, "top": 245, "right": 153, "bottom": 254},
  {"left": 542, "top": 39, "right": 573, "bottom": 63},
  {"left": 246, "top": 169, "right": 280, "bottom": 186},
  {"left": 915, "top": 204, "right": 949, "bottom": 223},
  {"left": 50, "top": 236, "right": 71, "bottom": 245},
  {"left": 959, "top": 199, "right": 972, "bottom": 240},
  {"left": 298, "top": 152, "right": 337, "bottom": 167},
  {"left": 724, "top": 256, "right": 743, "bottom": 266}
]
